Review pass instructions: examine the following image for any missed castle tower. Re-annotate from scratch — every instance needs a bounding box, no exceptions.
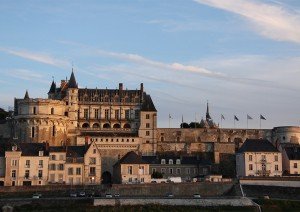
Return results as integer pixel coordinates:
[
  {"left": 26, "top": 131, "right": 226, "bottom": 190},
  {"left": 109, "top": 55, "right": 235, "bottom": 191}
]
[{"left": 66, "top": 70, "right": 79, "bottom": 131}]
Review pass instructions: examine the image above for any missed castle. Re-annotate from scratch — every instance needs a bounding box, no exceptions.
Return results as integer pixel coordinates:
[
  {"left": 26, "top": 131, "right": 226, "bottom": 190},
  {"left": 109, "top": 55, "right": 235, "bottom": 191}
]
[{"left": 2, "top": 71, "right": 300, "bottom": 178}]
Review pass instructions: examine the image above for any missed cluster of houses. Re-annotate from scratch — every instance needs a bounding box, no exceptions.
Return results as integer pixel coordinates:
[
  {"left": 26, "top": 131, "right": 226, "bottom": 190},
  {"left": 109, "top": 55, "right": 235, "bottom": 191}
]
[{"left": 0, "top": 138, "right": 299, "bottom": 186}]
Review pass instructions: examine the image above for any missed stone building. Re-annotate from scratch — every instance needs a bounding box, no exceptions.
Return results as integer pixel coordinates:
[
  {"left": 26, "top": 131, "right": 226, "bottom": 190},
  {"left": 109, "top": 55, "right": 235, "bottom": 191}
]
[
  {"left": 113, "top": 151, "right": 151, "bottom": 184},
  {"left": 142, "top": 155, "right": 212, "bottom": 182},
  {"left": 0, "top": 141, "right": 101, "bottom": 186},
  {"left": 2, "top": 70, "right": 300, "bottom": 182},
  {"left": 236, "top": 139, "right": 282, "bottom": 177},
  {"left": 282, "top": 145, "right": 300, "bottom": 175},
  {"left": 2, "top": 143, "right": 49, "bottom": 186}
]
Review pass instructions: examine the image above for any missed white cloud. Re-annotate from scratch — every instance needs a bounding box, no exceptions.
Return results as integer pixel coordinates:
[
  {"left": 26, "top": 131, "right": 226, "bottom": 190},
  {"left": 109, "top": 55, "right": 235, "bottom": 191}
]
[
  {"left": 4, "top": 69, "right": 49, "bottom": 84},
  {"left": 0, "top": 48, "right": 70, "bottom": 68},
  {"left": 194, "top": 0, "right": 300, "bottom": 43}
]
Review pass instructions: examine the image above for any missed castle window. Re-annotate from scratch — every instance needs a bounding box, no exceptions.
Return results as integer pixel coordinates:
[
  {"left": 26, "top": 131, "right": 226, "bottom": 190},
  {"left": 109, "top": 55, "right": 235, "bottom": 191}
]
[
  {"left": 134, "top": 110, "right": 139, "bottom": 119},
  {"left": 176, "top": 159, "right": 181, "bottom": 164},
  {"left": 161, "top": 159, "right": 166, "bottom": 164},
  {"left": 169, "top": 168, "right": 173, "bottom": 174},
  {"left": 84, "top": 109, "right": 89, "bottom": 119},
  {"left": 52, "top": 126, "right": 56, "bottom": 137},
  {"left": 65, "top": 112, "right": 68, "bottom": 116},
  {"left": 115, "top": 109, "right": 120, "bottom": 120},
  {"left": 169, "top": 159, "right": 173, "bottom": 164},
  {"left": 105, "top": 109, "right": 109, "bottom": 120},
  {"left": 161, "top": 137, "right": 164, "bottom": 142},
  {"left": 124, "top": 123, "right": 131, "bottom": 129},
  {"left": 94, "top": 109, "right": 99, "bottom": 119},
  {"left": 33, "top": 107, "right": 36, "bottom": 115},
  {"left": 51, "top": 108, "right": 54, "bottom": 115},
  {"left": 146, "top": 114, "right": 150, "bottom": 119},
  {"left": 125, "top": 110, "right": 130, "bottom": 119},
  {"left": 146, "top": 123, "right": 150, "bottom": 128},
  {"left": 31, "top": 127, "right": 35, "bottom": 138},
  {"left": 103, "top": 123, "right": 110, "bottom": 128},
  {"left": 146, "top": 131, "right": 150, "bottom": 136}
]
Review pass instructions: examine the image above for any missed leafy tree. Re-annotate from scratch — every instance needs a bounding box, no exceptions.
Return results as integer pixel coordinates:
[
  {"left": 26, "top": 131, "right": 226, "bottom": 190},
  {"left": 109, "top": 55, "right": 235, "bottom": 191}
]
[
  {"left": 151, "top": 171, "right": 163, "bottom": 179},
  {"left": 189, "top": 122, "right": 201, "bottom": 128},
  {"left": 0, "top": 108, "right": 9, "bottom": 120},
  {"left": 180, "top": 122, "right": 190, "bottom": 128}
]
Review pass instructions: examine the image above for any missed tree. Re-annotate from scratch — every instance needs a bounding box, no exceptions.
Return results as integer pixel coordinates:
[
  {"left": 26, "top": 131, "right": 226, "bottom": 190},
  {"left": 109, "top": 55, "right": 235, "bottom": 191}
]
[
  {"left": 180, "top": 122, "right": 190, "bottom": 128},
  {"left": 189, "top": 122, "right": 201, "bottom": 128},
  {"left": 151, "top": 171, "right": 163, "bottom": 179},
  {"left": 0, "top": 108, "right": 9, "bottom": 120}
]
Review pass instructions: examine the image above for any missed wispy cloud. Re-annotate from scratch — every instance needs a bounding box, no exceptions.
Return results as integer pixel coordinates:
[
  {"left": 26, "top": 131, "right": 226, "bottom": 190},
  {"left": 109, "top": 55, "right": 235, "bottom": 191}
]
[
  {"left": 3, "top": 69, "right": 49, "bottom": 84},
  {"left": 194, "top": 0, "right": 300, "bottom": 43},
  {"left": 0, "top": 48, "right": 70, "bottom": 68}
]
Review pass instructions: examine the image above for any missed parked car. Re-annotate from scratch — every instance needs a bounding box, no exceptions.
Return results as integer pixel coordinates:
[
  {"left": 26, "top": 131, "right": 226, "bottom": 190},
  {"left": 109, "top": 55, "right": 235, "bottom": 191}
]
[
  {"left": 79, "top": 191, "right": 86, "bottom": 197},
  {"left": 32, "top": 193, "right": 42, "bottom": 199},
  {"left": 166, "top": 193, "right": 174, "bottom": 198},
  {"left": 105, "top": 193, "right": 113, "bottom": 198},
  {"left": 193, "top": 194, "right": 201, "bottom": 198},
  {"left": 114, "top": 193, "right": 120, "bottom": 198},
  {"left": 70, "top": 192, "right": 77, "bottom": 197}
]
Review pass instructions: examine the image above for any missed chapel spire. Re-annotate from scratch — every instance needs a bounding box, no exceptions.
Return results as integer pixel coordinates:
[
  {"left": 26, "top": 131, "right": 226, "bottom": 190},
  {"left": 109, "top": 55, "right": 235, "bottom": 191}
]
[{"left": 206, "top": 101, "right": 211, "bottom": 121}]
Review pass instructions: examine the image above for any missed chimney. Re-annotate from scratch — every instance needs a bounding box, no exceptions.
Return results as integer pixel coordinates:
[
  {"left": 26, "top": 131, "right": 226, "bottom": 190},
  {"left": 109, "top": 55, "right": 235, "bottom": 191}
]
[
  {"left": 119, "top": 83, "right": 123, "bottom": 91},
  {"left": 61, "top": 80, "right": 66, "bottom": 88},
  {"left": 45, "top": 141, "right": 49, "bottom": 152},
  {"left": 140, "top": 83, "right": 144, "bottom": 93}
]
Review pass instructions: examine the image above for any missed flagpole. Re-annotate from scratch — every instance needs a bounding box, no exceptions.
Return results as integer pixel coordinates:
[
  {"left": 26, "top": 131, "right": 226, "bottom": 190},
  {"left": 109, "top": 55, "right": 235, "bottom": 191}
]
[
  {"left": 220, "top": 115, "right": 222, "bottom": 128},
  {"left": 247, "top": 116, "right": 248, "bottom": 129},
  {"left": 169, "top": 114, "right": 171, "bottom": 128},
  {"left": 259, "top": 114, "right": 261, "bottom": 129},
  {"left": 234, "top": 116, "right": 235, "bottom": 128}
]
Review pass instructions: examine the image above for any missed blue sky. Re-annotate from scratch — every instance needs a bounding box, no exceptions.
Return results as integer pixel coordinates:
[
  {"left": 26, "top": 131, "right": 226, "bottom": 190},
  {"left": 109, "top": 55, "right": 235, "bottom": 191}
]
[{"left": 1, "top": 0, "right": 300, "bottom": 129}]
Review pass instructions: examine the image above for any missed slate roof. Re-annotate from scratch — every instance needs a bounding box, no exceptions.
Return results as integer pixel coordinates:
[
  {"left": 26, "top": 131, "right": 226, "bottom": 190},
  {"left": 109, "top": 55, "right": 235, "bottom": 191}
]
[
  {"left": 1, "top": 143, "right": 49, "bottom": 156},
  {"left": 66, "top": 146, "right": 88, "bottom": 158},
  {"left": 237, "top": 139, "right": 279, "bottom": 153},
  {"left": 141, "top": 94, "right": 157, "bottom": 112},
  {"left": 284, "top": 146, "right": 300, "bottom": 160},
  {"left": 80, "top": 132, "right": 138, "bottom": 137},
  {"left": 49, "top": 146, "right": 65, "bottom": 152},
  {"left": 68, "top": 71, "right": 78, "bottom": 88},
  {"left": 114, "top": 151, "right": 148, "bottom": 166},
  {"left": 142, "top": 155, "right": 211, "bottom": 165},
  {"left": 48, "top": 80, "right": 56, "bottom": 94}
]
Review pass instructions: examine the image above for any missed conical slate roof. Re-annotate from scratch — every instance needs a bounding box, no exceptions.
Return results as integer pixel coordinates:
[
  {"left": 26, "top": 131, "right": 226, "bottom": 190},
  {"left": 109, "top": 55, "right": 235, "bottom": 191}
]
[
  {"left": 24, "top": 90, "right": 29, "bottom": 99},
  {"left": 48, "top": 80, "right": 56, "bottom": 94},
  {"left": 68, "top": 70, "right": 78, "bottom": 88}
]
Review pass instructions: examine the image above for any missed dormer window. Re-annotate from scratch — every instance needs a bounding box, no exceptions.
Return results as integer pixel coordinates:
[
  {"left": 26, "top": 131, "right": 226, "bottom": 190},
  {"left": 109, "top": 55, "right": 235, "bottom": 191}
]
[
  {"left": 12, "top": 145, "right": 17, "bottom": 151},
  {"left": 176, "top": 159, "right": 181, "bottom": 164},
  {"left": 39, "top": 151, "right": 44, "bottom": 156},
  {"left": 161, "top": 159, "right": 166, "bottom": 164},
  {"left": 169, "top": 159, "right": 173, "bottom": 164}
]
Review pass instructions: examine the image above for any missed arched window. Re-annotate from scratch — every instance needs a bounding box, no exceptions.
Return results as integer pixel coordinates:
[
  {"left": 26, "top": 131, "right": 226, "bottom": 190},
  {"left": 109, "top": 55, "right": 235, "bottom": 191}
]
[
  {"left": 161, "top": 159, "right": 166, "bottom": 164},
  {"left": 176, "top": 159, "right": 181, "bottom": 164},
  {"left": 82, "top": 123, "right": 90, "bottom": 128},
  {"left": 123, "top": 123, "right": 131, "bottom": 129},
  {"left": 169, "top": 159, "right": 173, "bottom": 164},
  {"left": 161, "top": 137, "right": 164, "bottom": 142},
  {"left": 92, "top": 123, "right": 100, "bottom": 128},
  {"left": 113, "top": 123, "right": 121, "bottom": 128},
  {"left": 103, "top": 123, "right": 111, "bottom": 128}
]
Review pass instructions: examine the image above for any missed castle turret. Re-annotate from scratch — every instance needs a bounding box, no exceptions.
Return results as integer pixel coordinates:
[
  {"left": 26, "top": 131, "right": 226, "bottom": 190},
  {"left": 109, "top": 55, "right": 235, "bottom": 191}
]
[
  {"left": 66, "top": 70, "right": 79, "bottom": 136},
  {"left": 24, "top": 90, "right": 29, "bottom": 99},
  {"left": 48, "top": 80, "right": 56, "bottom": 99}
]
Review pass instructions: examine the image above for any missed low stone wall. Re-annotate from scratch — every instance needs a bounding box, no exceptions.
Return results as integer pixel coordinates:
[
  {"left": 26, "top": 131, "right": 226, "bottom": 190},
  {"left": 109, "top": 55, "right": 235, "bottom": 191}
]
[
  {"left": 94, "top": 197, "right": 255, "bottom": 207},
  {"left": 109, "top": 182, "right": 234, "bottom": 197},
  {"left": 240, "top": 178, "right": 300, "bottom": 187}
]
